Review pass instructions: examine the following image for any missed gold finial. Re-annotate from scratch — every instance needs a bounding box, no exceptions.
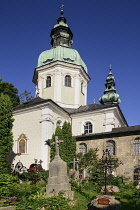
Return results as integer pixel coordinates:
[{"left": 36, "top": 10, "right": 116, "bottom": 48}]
[
  {"left": 93, "top": 97, "right": 96, "bottom": 104},
  {"left": 60, "top": 4, "right": 64, "bottom": 16}
]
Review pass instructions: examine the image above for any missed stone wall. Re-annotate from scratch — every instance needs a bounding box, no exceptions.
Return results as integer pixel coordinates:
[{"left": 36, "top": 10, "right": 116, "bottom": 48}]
[{"left": 76, "top": 131, "right": 140, "bottom": 180}]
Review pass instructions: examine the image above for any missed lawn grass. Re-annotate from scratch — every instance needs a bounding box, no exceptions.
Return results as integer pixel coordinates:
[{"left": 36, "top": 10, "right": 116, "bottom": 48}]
[{"left": 1, "top": 174, "right": 140, "bottom": 210}]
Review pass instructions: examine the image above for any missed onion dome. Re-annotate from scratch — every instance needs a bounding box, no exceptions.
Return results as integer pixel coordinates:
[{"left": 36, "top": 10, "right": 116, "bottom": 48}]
[
  {"left": 37, "top": 5, "right": 87, "bottom": 73},
  {"left": 99, "top": 65, "right": 121, "bottom": 105}
]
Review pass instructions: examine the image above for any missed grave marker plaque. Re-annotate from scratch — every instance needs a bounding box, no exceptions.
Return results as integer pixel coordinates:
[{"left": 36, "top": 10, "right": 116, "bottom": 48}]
[{"left": 97, "top": 197, "right": 110, "bottom": 205}]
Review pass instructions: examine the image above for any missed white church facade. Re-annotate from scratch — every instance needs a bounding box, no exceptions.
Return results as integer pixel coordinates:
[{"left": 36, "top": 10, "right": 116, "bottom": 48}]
[{"left": 12, "top": 9, "right": 140, "bottom": 181}]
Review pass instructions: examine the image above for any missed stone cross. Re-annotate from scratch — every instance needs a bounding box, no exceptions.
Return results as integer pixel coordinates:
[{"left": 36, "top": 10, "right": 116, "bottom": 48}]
[
  {"left": 51, "top": 136, "right": 63, "bottom": 156},
  {"left": 70, "top": 158, "right": 79, "bottom": 171}
]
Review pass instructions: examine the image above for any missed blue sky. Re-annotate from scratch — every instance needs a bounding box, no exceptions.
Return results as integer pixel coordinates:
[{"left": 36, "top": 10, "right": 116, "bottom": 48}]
[{"left": 0, "top": 0, "right": 140, "bottom": 126}]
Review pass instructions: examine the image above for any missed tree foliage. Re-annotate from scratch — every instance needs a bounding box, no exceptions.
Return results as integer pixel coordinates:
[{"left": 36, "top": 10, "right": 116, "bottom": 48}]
[
  {"left": 50, "top": 121, "right": 76, "bottom": 167},
  {"left": 77, "top": 148, "right": 99, "bottom": 170},
  {"left": 0, "top": 78, "right": 20, "bottom": 107},
  {"left": 0, "top": 94, "right": 14, "bottom": 174},
  {"left": 76, "top": 148, "right": 122, "bottom": 187},
  {"left": 19, "top": 90, "right": 33, "bottom": 104}
]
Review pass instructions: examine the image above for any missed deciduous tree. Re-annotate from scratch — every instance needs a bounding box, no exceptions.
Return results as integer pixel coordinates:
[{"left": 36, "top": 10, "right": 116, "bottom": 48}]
[
  {"left": 0, "top": 78, "right": 20, "bottom": 107},
  {"left": 19, "top": 90, "right": 33, "bottom": 104}
]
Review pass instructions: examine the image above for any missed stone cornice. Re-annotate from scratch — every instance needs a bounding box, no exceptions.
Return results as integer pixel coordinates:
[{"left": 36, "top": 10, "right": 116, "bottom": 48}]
[
  {"left": 13, "top": 98, "right": 70, "bottom": 118},
  {"left": 32, "top": 60, "right": 90, "bottom": 84},
  {"left": 76, "top": 125, "right": 140, "bottom": 141}
]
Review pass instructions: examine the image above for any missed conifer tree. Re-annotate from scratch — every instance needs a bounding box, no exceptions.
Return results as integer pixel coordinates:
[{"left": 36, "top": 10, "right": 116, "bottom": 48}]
[
  {"left": 0, "top": 94, "right": 14, "bottom": 174},
  {"left": 50, "top": 121, "right": 76, "bottom": 167},
  {"left": 61, "top": 122, "right": 76, "bottom": 166}
]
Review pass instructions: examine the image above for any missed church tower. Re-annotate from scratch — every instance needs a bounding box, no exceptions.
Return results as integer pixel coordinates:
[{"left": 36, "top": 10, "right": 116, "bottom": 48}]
[
  {"left": 32, "top": 6, "right": 90, "bottom": 108},
  {"left": 99, "top": 65, "right": 121, "bottom": 105}
]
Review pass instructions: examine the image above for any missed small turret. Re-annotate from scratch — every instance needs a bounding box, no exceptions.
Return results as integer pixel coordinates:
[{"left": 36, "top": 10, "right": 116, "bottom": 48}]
[
  {"left": 99, "top": 65, "right": 121, "bottom": 105},
  {"left": 50, "top": 5, "right": 73, "bottom": 48}
]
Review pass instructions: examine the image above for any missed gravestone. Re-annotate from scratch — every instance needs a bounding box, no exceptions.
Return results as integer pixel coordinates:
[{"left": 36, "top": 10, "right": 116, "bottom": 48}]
[
  {"left": 88, "top": 195, "right": 120, "bottom": 210},
  {"left": 87, "top": 150, "right": 120, "bottom": 210},
  {"left": 46, "top": 136, "right": 74, "bottom": 199},
  {"left": 70, "top": 158, "right": 79, "bottom": 179},
  {"left": 123, "top": 164, "right": 132, "bottom": 183}
]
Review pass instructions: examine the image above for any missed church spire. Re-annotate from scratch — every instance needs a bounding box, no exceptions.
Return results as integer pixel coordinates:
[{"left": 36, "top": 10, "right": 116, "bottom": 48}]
[
  {"left": 99, "top": 65, "right": 121, "bottom": 105},
  {"left": 50, "top": 5, "right": 73, "bottom": 48}
]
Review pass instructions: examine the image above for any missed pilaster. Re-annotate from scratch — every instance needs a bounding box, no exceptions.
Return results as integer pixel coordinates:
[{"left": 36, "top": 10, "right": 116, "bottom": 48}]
[
  {"left": 40, "top": 108, "right": 53, "bottom": 170},
  {"left": 74, "top": 73, "right": 80, "bottom": 107},
  {"left": 37, "top": 76, "right": 43, "bottom": 98},
  {"left": 104, "top": 112, "right": 115, "bottom": 132},
  {"left": 54, "top": 70, "right": 62, "bottom": 103}
]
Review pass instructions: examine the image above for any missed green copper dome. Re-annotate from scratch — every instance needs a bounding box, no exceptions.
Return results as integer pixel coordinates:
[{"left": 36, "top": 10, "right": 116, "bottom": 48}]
[
  {"left": 37, "top": 46, "right": 88, "bottom": 72},
  {"left": 99, "top": 66, "right": 121, "bottom": 105},
  {"left": 37, "top": 10, "right": 88, "bottom": 73}
]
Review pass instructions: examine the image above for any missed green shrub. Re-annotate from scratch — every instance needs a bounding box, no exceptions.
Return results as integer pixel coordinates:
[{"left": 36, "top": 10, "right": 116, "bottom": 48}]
[
  {"left": 0, "top": 174, "right": 18, "bottom": 198},
  {"left": 111, "top": 176, "right": 123, "bottom": 187},
  {"left": 40, "top": 170, "right": 49, "bottom": 183},
  {"left": 16, "top": 191, "right": 72, "bottom": 210},
  {"left": 115, "top": 183, "right": 140, "bottom": 210},
  {"left": 18, "top": 172, "right": 29, "bottom": 181}
]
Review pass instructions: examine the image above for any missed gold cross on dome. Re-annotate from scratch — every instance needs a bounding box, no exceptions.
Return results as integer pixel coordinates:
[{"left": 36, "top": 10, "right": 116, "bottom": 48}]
[
  {"left": 60, "top": 4, "right": 64, "bottom": 10},
  {"left": 60, "top": 4, "right": 64, "bottom": 16}
]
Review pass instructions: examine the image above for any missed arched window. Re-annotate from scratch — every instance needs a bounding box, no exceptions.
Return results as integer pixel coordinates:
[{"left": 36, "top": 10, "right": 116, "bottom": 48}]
[
  {"left": 134, "top": 166, "right": 140, "bottom": 183},
  {"left": 133, "top": 138, "right": 140, "bottom": 155},
  {"left": 56, "top": 120, "right": 62, "bottom": 128},
  {"left": 46, "top": 76, "right": 51, "bottom": 87},
  {"left": 81, "top": 82, "right": 84, "bottom": 94},
  {"left": 79, "top": 143, "right": 87, "bottom": 155},
  {"left": 18, "top": 134, "right": 27, "bottom": 154},
  {"left": 84, "top": 122, "right": 93, "bottom": 134},
  {"left": 106, "top": 140, "right": 115, "bottom": 155},
  {"left": 65, "top": 75, "right": 71, "bottom": 87}
]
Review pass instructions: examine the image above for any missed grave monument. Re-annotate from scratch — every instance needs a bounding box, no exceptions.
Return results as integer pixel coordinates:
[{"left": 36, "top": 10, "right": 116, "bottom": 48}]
[
  {"left": 46, "top": 136, "right": 74, "bottom": 199},
  {"left": 87, "top": 149, "right": 120, "bottom": 210}
]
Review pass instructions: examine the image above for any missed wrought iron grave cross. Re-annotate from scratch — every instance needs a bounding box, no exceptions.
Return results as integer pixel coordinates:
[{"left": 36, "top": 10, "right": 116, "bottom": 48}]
[{"left": 100, "top": 149, "right": 115, "bottom": 195}]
